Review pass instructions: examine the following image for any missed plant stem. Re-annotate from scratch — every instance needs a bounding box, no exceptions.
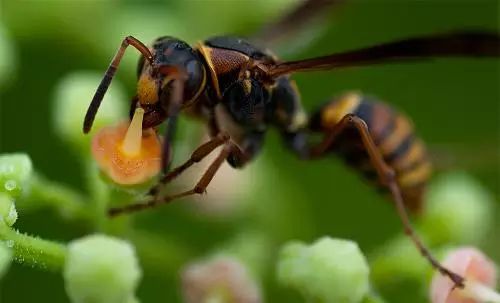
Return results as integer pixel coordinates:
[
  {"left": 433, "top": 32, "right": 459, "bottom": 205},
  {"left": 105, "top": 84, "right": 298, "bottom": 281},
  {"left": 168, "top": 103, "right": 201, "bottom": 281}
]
[
  {"left": 84, "top": 159, "right": 111, "bottom": 230},
  {"left": 25, "top": 174, "right": 91, "bottom": 222},
  {"left": 84, "top": 157, "right": 140, "bottom": 234},
  {"left": 0, "top": 222, "right": 67, "bottom": 272},
  {"left": 102, "top": 188, "right": 137, "bottom": 235}
]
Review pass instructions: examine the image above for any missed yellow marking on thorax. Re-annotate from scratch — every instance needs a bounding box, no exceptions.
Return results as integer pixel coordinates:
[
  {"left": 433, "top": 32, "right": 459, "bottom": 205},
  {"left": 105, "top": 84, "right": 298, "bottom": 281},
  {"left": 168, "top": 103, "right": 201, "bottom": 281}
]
[
  {"left": 196, "top": 43, "right": 252, "bottom": 101},
  {"left": 398, "top": 161, "right": 432, "bottom": 187},
  {"left": 196, "top": 43, "right": 222, "bottom": 99},
  {"left": 322, "top": 93, "right": 361, "bottom": 128},
  {"left": 137, "top": 74, "right": 159, "bottom": 104},
  {"left": 379, "top": 115, "right": 413, "bottom": 155}
]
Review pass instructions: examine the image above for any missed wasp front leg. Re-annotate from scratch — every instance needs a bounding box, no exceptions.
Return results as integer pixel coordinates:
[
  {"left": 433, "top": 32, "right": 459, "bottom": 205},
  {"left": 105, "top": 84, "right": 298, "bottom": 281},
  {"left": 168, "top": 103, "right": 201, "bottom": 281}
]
[{"left": 108, "top": 131, "right": 237, "bottom": 216}]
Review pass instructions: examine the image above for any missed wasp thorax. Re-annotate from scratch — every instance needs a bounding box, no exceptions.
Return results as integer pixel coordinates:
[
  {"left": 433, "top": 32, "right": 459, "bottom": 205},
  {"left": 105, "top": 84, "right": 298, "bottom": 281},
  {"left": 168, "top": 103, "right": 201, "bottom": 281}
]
[{"left": 223, "top": 78, "right": 269, "bottom": 127}]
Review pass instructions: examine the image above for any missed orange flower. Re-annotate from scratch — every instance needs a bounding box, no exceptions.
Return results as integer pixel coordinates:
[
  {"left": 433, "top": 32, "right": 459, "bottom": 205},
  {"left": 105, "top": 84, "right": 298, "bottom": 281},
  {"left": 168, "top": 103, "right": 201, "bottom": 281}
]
[
  {"left": 430, "top": 247, "right": 499, "bottom": 303},
  {"left": 91, "top": 108, "right": 162, "bottom": 185}
]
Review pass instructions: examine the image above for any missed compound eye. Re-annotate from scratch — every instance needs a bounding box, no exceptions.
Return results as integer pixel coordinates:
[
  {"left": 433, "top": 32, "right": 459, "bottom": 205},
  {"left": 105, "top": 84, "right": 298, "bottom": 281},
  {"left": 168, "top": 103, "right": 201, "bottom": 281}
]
[
  {"left": 223, "top": 79, "right": 268, "bottom": 126},
  {"left": 185, "top": 60, "right": 204, "bottom": 94}
]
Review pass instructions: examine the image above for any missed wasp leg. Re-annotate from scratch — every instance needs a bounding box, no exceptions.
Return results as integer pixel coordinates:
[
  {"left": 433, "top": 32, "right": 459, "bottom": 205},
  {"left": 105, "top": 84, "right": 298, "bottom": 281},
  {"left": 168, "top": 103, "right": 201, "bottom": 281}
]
[
  {"left": 149, "top": 132, "right": 231, "bottom": 195},
  {"left": 161, "top": 75, "right": 187, "bottom": 173},
  {"left": 309, "top": 114, "right": 465, "bottom": 289},
  {"left": 108, "top": 134, "right": 245, "bottom": 216}
]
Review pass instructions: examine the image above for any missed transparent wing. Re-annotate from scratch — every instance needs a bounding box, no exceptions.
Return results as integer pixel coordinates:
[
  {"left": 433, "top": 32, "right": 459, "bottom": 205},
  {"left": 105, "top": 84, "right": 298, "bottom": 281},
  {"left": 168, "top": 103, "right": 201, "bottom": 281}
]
[{"left": 251, "top": 0, "right": 344, "bottom": 55}]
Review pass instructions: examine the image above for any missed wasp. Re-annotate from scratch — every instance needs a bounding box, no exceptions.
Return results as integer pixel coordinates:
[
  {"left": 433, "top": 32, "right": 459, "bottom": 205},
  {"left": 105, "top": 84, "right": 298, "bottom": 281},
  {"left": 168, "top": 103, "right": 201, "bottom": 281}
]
[{"left": 82, "top": 0, "right": 500, "bottom": 289}]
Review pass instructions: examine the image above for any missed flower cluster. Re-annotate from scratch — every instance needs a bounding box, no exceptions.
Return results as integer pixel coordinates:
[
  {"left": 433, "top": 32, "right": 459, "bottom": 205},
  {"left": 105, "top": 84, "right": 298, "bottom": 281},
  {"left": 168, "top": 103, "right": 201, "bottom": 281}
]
[
  {"left": 0, "top": 129, "right": 497, "bottom": 303},
  {"left": 1, "top": 1, "right": 498, "bottom": 302},
  {"left": 0, "top": 55, "right": 497, "bottom": 303}
]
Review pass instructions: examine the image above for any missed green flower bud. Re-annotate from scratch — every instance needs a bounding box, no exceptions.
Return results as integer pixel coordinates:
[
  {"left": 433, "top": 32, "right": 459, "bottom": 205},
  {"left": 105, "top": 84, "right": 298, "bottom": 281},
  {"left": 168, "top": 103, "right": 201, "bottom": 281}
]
[
  {"left": 52, "top": 72, "right": 127, "bottom": 151},
  {"left": 0, "top": 153, "right": 33, "bottom": 199},
  {"left": 277, "top": 237, "right": 370, "bottom": 303},
  {"left": 419, "top": 172, "right": 494, "bottom": 245},
  {"left": 0, "top": 193, "right": 18, "bottom": 227},
  {"left": 0, "top": 241, "right": 12, "bottom": 279},
  {"left": 64, "top": 234, "right": 142, "bottom": 303}
]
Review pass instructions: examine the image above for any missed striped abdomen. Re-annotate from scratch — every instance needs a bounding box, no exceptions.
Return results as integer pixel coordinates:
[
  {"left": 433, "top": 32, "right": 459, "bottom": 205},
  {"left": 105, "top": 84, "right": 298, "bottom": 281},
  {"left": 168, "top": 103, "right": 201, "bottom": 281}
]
[{"left": 310, "top": 93, "right": 431, "bottom": 211}]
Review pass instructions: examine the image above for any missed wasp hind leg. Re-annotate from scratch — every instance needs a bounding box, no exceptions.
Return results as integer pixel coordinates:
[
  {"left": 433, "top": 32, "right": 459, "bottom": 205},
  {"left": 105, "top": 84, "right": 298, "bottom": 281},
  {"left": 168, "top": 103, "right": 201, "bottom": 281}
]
[{"left": 308, "top": 113, "right": 465, "bottom": 288}]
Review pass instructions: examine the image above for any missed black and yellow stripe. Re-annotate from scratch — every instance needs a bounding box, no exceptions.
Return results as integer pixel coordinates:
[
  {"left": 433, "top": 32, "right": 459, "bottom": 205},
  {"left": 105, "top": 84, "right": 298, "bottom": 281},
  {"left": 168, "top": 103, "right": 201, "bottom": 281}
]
[{"left": 312, "top": 93, "right": 431, "bottom": 211}]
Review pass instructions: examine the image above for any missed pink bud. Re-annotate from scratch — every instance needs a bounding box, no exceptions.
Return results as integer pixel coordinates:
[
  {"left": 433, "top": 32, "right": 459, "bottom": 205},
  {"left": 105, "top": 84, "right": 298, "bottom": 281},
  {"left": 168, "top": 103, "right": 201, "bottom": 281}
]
[
  {"left": 181, "top": 256, "right": 261, "bottom": 303},
  {"left": 430, "top": 247, "right": 499, "bottom": 303}
]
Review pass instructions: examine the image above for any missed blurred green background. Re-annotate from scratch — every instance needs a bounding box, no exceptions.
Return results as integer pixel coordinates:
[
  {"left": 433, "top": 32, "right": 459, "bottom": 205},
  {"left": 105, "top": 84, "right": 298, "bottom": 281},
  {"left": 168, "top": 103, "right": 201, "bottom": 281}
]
[{"left": 0, "top": 0, "right": 498, "bottom": 302}]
